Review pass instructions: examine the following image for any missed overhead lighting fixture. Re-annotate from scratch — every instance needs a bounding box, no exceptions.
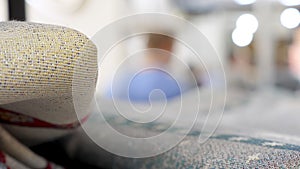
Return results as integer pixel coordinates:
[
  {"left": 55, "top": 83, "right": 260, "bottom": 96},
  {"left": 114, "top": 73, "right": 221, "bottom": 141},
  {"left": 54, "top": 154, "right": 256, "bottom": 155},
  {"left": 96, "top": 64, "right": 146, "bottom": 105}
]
[
  {"left": 232, "top": 28, "right": 254, "bottom": 47},
  {"left": 279, "top": 0, "right": 300, "bottom": 6},
  {"left": 236, "top": 13, "right": 259, "bottom": 34},
  {"left": 280, "top": 8, "right": 300, "bottom": 29},
  {"left": 234, "top": 0, "right": 256, "bottom": 5}
]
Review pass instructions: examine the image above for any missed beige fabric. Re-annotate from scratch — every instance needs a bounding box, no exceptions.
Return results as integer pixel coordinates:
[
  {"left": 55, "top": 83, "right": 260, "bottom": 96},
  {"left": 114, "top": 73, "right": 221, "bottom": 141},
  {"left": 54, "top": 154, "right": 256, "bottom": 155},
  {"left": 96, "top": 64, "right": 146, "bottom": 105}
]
[
  {"left": 0, "top": 21, "right": 97, "bottom": 168},
  {"left": 0, "top": 21, "right": 97, "bottom": 142},
  {"left": 0, "top": 22, "right": 97, "bottom": 124}
]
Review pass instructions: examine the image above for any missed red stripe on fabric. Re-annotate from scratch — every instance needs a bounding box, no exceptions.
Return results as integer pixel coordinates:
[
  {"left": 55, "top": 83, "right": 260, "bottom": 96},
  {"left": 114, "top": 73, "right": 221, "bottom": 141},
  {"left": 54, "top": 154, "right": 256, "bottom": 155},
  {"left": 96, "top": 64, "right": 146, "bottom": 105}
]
[{"left": 0, "top": 108, "right": 89, "bottom": 129}]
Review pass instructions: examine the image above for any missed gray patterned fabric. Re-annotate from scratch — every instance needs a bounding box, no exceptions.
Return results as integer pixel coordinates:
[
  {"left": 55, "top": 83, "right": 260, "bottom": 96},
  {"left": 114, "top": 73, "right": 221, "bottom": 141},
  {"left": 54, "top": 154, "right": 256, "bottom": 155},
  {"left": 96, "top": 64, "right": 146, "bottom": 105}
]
[
  {"left": 112, "top": 135, "right": 300, "bottom": 169},
  {"left": 63, "top": 110, "right": 300, "bottom": 169},
  {"left": 64, "top": 88, "right": 300, "bottom": 168}
]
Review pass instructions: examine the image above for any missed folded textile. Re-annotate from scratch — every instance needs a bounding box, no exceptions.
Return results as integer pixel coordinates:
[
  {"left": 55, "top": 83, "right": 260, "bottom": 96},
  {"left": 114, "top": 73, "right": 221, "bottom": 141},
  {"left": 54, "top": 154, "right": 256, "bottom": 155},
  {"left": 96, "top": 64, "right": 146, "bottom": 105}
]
[{"left": 0, "top": 21, "right": 97, "bottom": 169}]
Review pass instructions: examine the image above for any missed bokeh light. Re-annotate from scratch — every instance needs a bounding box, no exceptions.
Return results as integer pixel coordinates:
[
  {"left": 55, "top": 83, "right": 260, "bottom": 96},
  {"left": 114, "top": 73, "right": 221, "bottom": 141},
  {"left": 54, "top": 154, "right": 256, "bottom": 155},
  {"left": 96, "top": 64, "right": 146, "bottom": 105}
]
[
  {"left": 232, "top": 28, "right": 254, "bottom": 47},
  {"left": 279, "top": 0, "right": 300, "bottom": 6},
  {"left": 280, "top": 8, "right": 300, "bottom": 29},
  {"left": 234, "top": 0, "right": 256, "bottom": 5},
  {"left": 236, "top": 13, "right": 259, "bottom": 34}
]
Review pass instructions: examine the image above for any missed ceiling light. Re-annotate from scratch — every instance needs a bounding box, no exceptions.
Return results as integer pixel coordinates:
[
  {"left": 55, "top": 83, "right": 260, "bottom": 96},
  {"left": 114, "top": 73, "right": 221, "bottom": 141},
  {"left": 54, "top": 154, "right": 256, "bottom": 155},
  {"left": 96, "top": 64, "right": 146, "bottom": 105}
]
[
  {"left": 232, "top": 28, "right": 253, "bottom": 47},
  {"left": 280, "top": 8, "right": 300, "bottom": 29},
  {"left": 236, "top": 13, "right": 259, "bottom": 34}
]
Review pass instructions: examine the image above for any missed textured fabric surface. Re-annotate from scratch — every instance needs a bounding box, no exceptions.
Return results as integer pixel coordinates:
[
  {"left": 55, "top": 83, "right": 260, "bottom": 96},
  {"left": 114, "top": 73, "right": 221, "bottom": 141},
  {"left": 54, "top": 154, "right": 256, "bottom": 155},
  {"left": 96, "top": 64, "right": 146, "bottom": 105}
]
[
  {"left": 0, "top": 21, "right": 97, "bottom": 169},
  {"left": 64, "top": 89, "right": 300, "bottom": 169},
  {"left": 0, "top": 21, "right": 97, "bottom": 143},
  {"left": 112, "top": 135, "right": 300, "bottom": 169},
  {"left": 63, "top": 108, "right": 300, "bottom": 169},
  {"left": 0, "top": 21, "right": 97, "bottom": 121}
]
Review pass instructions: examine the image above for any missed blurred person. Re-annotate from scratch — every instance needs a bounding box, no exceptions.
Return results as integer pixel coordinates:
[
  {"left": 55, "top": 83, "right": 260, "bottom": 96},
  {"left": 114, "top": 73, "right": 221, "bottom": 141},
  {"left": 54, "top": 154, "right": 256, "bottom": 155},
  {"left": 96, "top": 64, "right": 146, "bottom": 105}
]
[
  {"left": 228, "top": 47, "right": 256, "bottom": 89},
  {"left": 288, "top": 28, "right": 300, "bottom": 90},
  {"left": 128, "top": 33, "right": 180, "bottom": 101},
  {"left": 107, "top": 33, "right": 194, "bottom": 102}
]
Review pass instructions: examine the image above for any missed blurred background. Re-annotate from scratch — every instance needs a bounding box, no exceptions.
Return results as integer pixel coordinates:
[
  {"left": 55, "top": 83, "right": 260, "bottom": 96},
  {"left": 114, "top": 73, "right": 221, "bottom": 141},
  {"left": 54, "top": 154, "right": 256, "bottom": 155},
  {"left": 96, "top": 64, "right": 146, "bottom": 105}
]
[
  {"left": 1, "top": 0, "right": 300, "bottom": 93},
  {"left": 1, "top": 0, "right": 300, "bottom": 94}
]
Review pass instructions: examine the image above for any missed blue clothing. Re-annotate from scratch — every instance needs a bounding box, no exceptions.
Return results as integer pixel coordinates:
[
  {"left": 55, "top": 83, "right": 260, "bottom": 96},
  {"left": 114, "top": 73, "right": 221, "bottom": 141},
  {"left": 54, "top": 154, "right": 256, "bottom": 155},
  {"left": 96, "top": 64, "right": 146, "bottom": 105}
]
[{"left": 108, "top": 69, "right": 181, "bottom": 102}]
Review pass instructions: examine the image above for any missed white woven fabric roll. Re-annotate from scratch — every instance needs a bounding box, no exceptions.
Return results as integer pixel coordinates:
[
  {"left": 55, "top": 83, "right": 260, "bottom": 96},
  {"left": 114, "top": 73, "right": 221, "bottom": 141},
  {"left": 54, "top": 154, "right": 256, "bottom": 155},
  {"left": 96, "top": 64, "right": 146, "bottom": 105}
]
[{"left": 0, "top": 21, "right": 98, "bottom": 144}]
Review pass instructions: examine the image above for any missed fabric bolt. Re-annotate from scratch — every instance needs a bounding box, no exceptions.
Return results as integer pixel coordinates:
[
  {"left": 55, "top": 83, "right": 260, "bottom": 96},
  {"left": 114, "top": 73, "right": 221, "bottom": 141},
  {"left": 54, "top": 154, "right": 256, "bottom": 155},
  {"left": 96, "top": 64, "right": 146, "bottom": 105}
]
[
  {"left": 0, "top": 21, "right": 97, "bottom": 169},
  {"left": 0, "top": 21, "right": 97, "bottom": 143}
]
